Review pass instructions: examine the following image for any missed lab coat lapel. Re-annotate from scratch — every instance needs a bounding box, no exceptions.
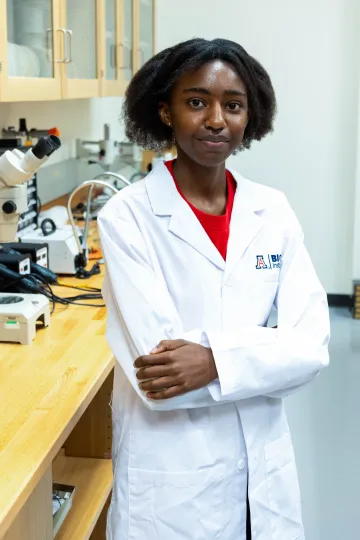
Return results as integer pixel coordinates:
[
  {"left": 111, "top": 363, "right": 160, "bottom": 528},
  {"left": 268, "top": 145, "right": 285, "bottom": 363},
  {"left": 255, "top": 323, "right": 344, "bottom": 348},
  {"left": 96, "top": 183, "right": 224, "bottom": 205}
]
[
  {"left": 145, "top": 162, "right": 225, "bottom": 270},
  {"left": 168, "top": 204, "right": 225, "bottom": 269},
  {"left": 224, "top": 170, "right": 264, "bottom": 281}
]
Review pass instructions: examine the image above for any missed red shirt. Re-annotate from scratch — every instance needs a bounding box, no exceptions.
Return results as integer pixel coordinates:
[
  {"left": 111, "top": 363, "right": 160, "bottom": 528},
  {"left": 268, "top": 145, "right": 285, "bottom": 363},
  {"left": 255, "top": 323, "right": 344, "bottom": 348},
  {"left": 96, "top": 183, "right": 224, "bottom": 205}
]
[{"left": 165, "top": 160, "right": 236, "bottom": 260}]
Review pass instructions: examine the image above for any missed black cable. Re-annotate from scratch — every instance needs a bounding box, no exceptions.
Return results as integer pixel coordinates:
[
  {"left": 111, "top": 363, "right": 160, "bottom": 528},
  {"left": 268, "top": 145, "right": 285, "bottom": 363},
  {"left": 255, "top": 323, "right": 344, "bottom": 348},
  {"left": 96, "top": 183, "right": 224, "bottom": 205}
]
[
  {"left": 0, "top": 271, "right": 104, "bottom": 309},
  {"left": 34, "top": 274, "right": 57, "bottom": 313},
  {"left": 41, "top": 279, "right": 104, "bottom": 308},
  {"left": 0, "top": 270, "right": 40, "bottom": 293},
  {"left": 56, "top": 282, "right": 101, "bottom": 293}
]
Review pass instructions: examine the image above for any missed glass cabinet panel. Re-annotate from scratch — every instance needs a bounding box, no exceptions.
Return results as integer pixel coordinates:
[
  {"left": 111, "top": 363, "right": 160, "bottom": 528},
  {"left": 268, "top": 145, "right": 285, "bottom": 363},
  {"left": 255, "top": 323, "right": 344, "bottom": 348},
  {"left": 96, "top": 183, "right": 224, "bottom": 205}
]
[
  {"left": 105, "top": 0, "right": 116, "bottom": 81},
  {"left": 65, "top": 0, "right": 97, "bottom": 80},
  {"left": 6, "top": 0, "right": 54, "bottom": 78},
  {"left": 123, "top": 0, "right": 133, "bottom": 81},
  {"left": 139, "top": 0, "right": 153, "bottom": 68}
]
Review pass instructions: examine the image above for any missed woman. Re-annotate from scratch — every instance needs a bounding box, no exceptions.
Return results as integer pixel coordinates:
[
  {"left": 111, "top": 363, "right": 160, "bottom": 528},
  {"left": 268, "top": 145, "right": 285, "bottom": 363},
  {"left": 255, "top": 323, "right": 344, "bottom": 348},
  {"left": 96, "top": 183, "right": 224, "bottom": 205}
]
[{"left": 98, "top": 38, "right": 330, "bottom": 540}]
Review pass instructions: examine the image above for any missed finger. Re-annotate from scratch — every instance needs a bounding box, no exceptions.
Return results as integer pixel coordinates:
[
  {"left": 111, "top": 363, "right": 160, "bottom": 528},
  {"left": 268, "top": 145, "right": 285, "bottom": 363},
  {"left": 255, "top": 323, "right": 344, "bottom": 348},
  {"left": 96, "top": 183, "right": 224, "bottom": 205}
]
[
  {"left": 147, "top": 386, "right": 186, "bottom": 400},
  {"left": 150, "top": 339, "right": 189, "bottom": 354},
  {"left": 150, "top": 345, "right": 167, "bottom": 354},
  {"left": 140, "top": 377, "right": 178, "bottom": 392},
  {"left": 136, "top": 365, "right": 171, "bottom": 381},
  {"left": 134, "top": 352, "right": 170, "bottom": 369}
]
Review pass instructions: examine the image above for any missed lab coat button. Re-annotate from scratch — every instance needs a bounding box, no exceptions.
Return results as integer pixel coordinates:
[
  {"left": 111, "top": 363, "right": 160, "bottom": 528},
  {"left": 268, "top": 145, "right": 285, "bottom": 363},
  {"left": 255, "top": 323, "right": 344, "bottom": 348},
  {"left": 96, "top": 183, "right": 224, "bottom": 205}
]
[
  {"left": 225, "top": 277, "right": 235, "bottom": 287},
  {"left": 237, "top": 458, "right": 246, "bottom": 471}
]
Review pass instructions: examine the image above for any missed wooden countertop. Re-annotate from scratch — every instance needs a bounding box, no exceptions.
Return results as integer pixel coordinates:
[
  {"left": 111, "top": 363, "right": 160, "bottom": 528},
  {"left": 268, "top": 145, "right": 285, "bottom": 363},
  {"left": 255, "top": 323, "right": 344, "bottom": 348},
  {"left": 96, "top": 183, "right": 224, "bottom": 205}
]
[{"left": 0, "top": 270, "right": 114, "bottom": 537}]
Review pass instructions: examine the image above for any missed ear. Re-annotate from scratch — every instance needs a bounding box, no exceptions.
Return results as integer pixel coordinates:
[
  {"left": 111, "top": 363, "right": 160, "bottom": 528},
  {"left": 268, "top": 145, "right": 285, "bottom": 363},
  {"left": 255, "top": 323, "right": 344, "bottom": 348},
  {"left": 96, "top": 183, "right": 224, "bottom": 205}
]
[{"left": 159, "top": 102, "right": 172, "bottom": 128}]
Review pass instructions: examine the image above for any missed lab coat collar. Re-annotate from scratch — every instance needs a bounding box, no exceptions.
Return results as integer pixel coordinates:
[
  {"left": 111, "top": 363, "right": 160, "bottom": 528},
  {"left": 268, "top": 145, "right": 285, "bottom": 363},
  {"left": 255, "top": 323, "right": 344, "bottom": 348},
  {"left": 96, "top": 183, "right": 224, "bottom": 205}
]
[{"left": 145, "top": 161, "right": 265, "bottom": 274}]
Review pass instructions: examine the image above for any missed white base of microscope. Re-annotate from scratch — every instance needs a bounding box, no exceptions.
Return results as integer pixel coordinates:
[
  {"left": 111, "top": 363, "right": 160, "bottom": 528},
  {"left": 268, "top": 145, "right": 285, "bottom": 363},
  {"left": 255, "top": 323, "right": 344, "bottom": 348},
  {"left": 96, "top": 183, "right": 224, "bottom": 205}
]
[{"left": 0, "top": 293, "right": 50, "bottom": 345}]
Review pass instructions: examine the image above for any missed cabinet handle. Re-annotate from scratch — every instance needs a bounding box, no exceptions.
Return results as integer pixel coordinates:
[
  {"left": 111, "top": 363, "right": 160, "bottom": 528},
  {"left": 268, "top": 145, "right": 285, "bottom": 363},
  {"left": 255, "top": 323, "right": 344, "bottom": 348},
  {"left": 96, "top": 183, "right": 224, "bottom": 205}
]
[
  {"left": 64, "top": 30, "right": 73, "bottom": 64},
  {"left": 118, "top": 44, "right": 132, "bottom": 72},
  {"left": 117, "top": 43, "right": 124, "bottom": 70},
  {"left": 116, "top": 43, "right": 125, "bottom": 69},
  {"left": 54, "top": 28, "right": 68, "bottom": 63}
]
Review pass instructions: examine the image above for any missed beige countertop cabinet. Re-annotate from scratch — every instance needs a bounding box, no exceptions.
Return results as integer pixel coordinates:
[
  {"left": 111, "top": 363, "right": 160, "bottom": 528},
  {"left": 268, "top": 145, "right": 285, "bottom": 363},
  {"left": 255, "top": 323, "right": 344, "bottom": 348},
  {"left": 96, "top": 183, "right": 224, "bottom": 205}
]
[{"left": 0, "top": 272, "right": 115, "bottom": 540}]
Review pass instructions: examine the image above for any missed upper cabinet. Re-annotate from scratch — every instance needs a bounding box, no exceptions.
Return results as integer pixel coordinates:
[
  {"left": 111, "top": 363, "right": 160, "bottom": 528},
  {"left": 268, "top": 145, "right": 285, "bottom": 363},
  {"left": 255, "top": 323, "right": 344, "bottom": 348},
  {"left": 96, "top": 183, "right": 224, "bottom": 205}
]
[
  {"left": 99, "top": 0, "right": 132, "bottom": 96},
  {"left": 0, "top": 0, "right": 63, "bottom": 101},
  {"left": 60, "top": 0, "right": 101, "bottom": 99},
  {"left": 0, "top": 0, "right": 156, "bottom": 102},
  {"left": 134, "top": 0, "right": 155, "bottom": 72}
]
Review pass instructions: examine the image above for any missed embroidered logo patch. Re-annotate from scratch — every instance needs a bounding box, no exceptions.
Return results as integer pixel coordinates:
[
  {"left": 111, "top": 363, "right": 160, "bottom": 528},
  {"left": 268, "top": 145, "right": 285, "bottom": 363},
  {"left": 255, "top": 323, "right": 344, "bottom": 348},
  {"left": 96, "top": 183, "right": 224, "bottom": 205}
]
[{"left": 256, "top": 254, "right": 282, "bottom": 270}]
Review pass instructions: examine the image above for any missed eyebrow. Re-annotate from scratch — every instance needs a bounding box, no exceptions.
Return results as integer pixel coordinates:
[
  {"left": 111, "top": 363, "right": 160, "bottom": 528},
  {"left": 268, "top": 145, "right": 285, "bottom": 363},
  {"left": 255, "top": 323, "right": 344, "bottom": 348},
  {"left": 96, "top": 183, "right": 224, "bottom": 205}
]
[{"left": 183, "top": 87, "right": 247, "bottom": 97}]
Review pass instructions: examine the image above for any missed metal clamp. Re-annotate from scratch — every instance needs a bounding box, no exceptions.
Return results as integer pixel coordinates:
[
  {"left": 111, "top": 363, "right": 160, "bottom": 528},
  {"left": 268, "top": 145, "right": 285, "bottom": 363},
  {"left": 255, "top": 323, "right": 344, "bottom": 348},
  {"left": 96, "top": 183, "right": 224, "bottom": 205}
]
[{"left": 67, "top": 176, "right": 129, "bottom": 258}]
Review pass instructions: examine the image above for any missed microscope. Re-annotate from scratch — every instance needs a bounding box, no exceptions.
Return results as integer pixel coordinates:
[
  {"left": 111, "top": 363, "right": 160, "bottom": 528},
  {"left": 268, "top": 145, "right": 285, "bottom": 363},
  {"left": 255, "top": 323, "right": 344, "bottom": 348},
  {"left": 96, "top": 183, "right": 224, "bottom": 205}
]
[{"left": 0, "top": 135, "right": 61, "bottom": 344}]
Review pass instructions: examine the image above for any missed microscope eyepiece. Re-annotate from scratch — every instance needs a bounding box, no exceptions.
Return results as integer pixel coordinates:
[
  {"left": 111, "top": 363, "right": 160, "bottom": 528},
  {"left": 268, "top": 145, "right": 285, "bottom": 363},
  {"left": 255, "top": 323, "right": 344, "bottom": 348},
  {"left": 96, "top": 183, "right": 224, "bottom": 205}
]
[{"left": 32, "top": 135, "right": 61, "bottom": 160}]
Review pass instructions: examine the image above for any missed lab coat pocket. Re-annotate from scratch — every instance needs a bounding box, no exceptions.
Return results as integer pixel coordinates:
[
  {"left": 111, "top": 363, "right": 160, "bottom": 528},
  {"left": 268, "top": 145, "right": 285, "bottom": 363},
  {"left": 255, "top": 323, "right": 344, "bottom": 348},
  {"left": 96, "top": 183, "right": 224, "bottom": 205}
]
[
  {"left": 242, "top": 281, "right": 278, "bottom": 327},
  {"left": 264, "top": 434, "right": 304, "bottom": 540},
  {"left": 127, "top": 464, "right": 232, "bottom": 540}
]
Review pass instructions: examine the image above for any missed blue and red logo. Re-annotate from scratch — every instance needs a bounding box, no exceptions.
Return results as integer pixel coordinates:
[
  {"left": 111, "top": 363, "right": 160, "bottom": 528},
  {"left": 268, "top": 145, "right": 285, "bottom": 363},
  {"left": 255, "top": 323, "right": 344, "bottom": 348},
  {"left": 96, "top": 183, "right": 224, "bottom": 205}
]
[{"left": 256, "top": 254, "right": 282, "bottom": 270}]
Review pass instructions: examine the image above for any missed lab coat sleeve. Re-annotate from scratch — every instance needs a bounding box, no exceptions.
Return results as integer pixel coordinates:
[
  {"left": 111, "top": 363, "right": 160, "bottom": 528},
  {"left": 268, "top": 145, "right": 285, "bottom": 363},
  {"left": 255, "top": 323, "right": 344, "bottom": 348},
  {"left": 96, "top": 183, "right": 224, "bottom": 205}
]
[
  {"left": 98, "top": 201, "right": 217, "bottom": 411},
  {"left": 207, "top": 194, "right": 330, "bottom": 402}
]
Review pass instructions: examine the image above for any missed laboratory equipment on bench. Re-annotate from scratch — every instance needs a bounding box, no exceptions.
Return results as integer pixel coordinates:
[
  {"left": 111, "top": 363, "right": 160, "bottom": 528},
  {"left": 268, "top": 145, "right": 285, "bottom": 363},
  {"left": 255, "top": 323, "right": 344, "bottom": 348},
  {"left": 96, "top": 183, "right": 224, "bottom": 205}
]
[
  {"left": 76, "top": 124, "right": 118, "bottom": 168},
  {"left": 3, "top": 241, "right": 49, "bottom": 269},
  {"left": 0, "top": 293, "right": 50, "bottom": 345},
  {"left": 0, "top": 143, "right": 39, "bottom": 238},
  {"left": 0, "top": 134, "right": 61, "bottom": 344},
  {"left": 22, "top": 176, "right": 125, "bottom": 275},
  {"left": 76, "top": 124, "right": 142, "bottom": 178},
  {"left": 67, "top": 179, "right": 122, "bottom": 271},
  {"left": 0, "top": 134, "right": 60, "bottom": 242},
  {"left": 71, "top": 172, "right": 130, "bottom": 221},
  {"left": 21, "top": 225, "right": 83, "bottom": 275},
  {"left": 2, "top": 118, "right": 60, "bottom": 147}
]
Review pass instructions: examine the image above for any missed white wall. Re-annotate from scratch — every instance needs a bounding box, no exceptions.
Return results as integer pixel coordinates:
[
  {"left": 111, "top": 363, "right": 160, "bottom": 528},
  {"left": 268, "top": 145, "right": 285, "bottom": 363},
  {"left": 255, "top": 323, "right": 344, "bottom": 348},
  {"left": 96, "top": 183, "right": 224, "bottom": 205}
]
[
  {"left": 156, "top": 0, "right": 360, "bottom": 294},
  {"left": 352, "top": 68, "right": 360, "bottom": 281}
]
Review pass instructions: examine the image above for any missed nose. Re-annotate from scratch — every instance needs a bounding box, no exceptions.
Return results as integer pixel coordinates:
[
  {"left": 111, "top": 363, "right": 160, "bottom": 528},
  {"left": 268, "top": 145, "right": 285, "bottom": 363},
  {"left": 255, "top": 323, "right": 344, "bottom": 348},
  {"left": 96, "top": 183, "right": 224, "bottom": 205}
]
[{"left": 204, "top": 102, "right": 225, "bottom": 132}]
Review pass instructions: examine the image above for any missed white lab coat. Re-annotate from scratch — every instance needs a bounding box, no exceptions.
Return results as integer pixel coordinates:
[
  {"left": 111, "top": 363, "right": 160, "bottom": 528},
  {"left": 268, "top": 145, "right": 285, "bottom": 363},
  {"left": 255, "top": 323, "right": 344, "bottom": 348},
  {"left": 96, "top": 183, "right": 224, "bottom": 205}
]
[{"left": 98, "top": 161, "right": 330, "bottom": 540}]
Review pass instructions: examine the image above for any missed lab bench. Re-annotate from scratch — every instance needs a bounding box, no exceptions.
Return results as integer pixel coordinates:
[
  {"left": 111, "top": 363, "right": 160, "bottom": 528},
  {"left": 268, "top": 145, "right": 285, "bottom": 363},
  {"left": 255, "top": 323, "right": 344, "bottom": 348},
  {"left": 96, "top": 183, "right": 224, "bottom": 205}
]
[{"left": 0, "top": 270, "right": 114, "bottom": 540}]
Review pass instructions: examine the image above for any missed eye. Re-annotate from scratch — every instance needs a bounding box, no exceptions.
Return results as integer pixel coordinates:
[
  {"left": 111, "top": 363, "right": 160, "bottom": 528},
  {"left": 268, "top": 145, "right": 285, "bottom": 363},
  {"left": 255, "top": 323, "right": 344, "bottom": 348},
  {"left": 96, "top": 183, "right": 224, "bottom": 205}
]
[
  {"left": 227, "top": 101, "right": 243, "bottom": 112},
  {"left": 188, "top": 98, "right": 206, "bottom": 109}
]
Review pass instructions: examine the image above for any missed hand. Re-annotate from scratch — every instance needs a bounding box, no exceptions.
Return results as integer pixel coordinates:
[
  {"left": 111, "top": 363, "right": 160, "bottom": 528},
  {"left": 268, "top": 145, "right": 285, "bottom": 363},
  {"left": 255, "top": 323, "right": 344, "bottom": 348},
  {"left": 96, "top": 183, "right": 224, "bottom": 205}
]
[{"left": 134, "top": 339, "right": 218, "bottom": 400}]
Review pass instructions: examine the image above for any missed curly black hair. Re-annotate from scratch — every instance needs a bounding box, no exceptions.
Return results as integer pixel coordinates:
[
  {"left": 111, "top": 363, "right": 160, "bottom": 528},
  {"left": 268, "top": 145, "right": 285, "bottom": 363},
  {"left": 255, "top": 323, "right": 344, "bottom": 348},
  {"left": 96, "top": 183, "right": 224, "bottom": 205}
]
[{"left": 123, "top": 38, "right": 277, "bottom": 152}]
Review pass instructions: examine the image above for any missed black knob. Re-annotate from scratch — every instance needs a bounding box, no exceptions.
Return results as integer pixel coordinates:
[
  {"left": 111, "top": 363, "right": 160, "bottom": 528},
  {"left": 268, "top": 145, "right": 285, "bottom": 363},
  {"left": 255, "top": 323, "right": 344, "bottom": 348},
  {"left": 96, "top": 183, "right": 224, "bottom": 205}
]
[{"left": 2, "top": 201, "right": 17, "bottom": 214}]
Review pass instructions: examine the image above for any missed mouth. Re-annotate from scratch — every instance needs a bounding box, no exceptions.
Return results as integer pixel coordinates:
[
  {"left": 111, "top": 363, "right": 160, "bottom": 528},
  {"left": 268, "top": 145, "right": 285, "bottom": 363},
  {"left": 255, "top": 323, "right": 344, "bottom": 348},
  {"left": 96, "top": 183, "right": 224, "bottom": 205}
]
[{"left": 197, "top": 136, "right": 230, "bottom": 150}]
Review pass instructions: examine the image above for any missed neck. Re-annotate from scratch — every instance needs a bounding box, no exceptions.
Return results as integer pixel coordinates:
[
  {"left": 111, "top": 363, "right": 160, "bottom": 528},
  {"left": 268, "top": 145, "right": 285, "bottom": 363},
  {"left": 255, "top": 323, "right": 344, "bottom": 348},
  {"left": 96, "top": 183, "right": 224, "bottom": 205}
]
[{"left": 172, "top": 150, "right": 227, "bottom": 202}]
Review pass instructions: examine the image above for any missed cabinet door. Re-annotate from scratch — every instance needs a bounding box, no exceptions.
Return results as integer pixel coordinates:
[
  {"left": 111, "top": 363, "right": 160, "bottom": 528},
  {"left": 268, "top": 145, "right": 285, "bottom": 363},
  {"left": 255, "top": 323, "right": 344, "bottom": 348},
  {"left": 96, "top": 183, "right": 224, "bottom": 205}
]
[
  {"left": 60, "top": 0, "right": 101, "bottom": 99},
  {"left": 0, "top": 0, "right": 62, "bottom": 102},
  {"left": 134, "top": 0, "right": 155, "bottom": 73},
  {"left": 122, "top": 0, "right": 135, "bottom": 86},
  {"left": 100, "top": 0, "right": 127, "bottom": 96}
]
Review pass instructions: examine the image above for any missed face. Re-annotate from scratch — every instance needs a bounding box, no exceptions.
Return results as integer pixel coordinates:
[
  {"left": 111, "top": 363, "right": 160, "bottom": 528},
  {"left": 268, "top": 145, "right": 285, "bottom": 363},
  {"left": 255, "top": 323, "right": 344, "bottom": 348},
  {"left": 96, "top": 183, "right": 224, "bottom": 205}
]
[{"left": 159, "top": 60, "right": 249, "bottom": 167}]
